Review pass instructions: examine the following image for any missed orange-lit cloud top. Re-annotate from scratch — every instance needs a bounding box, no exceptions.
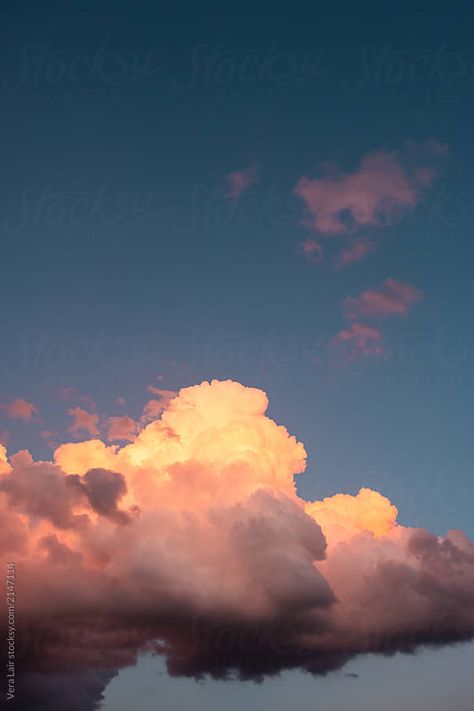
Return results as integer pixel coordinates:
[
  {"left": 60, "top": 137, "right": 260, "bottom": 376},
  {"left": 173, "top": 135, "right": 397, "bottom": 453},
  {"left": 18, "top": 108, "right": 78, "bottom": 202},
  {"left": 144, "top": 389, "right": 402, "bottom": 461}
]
[{"left": 1, "top": 380, "right": 473, "bottom": 710}]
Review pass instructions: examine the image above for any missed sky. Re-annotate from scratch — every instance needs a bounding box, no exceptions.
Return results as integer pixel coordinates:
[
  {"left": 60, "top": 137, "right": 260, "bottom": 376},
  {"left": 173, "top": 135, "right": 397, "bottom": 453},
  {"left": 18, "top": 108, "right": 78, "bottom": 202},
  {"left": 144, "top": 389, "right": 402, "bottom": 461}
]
[{"left": 1, "top": 3, "right": 474, "bottom": 710}]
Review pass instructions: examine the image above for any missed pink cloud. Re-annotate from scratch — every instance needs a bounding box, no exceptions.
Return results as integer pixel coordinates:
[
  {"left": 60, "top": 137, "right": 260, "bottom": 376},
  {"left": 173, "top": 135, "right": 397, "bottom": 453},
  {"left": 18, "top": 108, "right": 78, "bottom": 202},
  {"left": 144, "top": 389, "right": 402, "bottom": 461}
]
[
  {"left": 141, "top": 386, "right": 178, "bottom": 424},
  {"left": 300, "top": 239, "right": 324, "bottom": 263},
  {"left": 344, "top": 278, "right": 422, "bottom": 320},
  {"left": 226, "top": 166, "right": 258, "bottom": 202},
  {"left": 331, "top": 322, "right": 384, "bottom": 361},
  {"left": 68, "top": 407, "right": 99, "bottom": 437},
  {"left": 106, "top": 416, "right": 140, "bottom": 443},
  {"left": 294, "top": 149, "right": 436, "bottom": 235},
  {"left": 146, "top": 385, "right": 177, "bottom": 398},
  {"left": 0, "top": 398, "right": 38, "bottom": 421},
  {"left": 336, "top": 239, "right": 375, "bottom": 268}
]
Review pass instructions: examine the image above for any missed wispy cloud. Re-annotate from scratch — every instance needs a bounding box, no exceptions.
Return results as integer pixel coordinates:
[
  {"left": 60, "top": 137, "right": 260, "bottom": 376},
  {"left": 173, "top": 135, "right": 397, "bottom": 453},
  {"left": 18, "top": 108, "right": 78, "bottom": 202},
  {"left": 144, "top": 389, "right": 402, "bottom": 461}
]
[
  {"left": 336, "top": 239, "right": 375, "bottom": 268},
  {"left": 344, "top": 278, "right": 422, "bottom": 320},
  {"left": 141, "top": 386, "right": 177, "bottom": 423},
  {"left": 300, "top": 239, "right": 324, "bottom": 263},
  {"left": 331, "top": 278, "right": 422, "bottom": 362},
  {"left": 225, "top": 165, "right": 258, "bottom": 202},
  {"left": 331, "top": 322, "right": 384, "bottom": 361}
]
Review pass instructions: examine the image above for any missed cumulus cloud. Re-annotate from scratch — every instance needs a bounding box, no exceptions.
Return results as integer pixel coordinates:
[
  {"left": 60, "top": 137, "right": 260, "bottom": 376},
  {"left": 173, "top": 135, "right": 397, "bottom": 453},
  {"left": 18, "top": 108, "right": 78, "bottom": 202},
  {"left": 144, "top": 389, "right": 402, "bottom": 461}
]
[
  {"left": 1, "top": 380, "right": 473, "bottom": 709},
  {"left": 225, "top": 166, "right": 258, "bottom": 202},
  {"left": 0, "top": 398, "right": 38, "bottom": 421}
]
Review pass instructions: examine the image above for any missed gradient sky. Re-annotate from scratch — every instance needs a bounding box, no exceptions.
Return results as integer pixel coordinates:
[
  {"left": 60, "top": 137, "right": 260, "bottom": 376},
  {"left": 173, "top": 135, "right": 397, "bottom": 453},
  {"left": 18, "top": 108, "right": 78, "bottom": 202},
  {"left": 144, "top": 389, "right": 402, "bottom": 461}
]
[{"left": 1, "top": 3, "right": 474, "bottom": 709}]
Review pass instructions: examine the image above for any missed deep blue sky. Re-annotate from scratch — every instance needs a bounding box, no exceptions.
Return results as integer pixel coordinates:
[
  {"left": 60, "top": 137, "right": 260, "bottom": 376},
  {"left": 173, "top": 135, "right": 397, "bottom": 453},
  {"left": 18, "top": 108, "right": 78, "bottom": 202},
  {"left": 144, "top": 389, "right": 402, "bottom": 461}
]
[{"left": 1, "top": 3, "right": 474, "bottom": 709}]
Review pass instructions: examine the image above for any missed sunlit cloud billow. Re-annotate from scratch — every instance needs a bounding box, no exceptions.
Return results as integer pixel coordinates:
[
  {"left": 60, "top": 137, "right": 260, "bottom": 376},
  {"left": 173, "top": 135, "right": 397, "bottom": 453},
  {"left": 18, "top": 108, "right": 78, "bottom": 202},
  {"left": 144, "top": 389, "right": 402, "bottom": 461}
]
[{"left": 1, "top": 379, "right": 473, "bottom": 710}]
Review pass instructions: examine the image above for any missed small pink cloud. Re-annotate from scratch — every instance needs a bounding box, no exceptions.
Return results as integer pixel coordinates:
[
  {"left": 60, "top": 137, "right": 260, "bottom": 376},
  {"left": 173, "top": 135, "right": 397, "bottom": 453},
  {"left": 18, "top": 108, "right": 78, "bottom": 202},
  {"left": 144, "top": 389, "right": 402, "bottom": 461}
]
[
  {"left": 106, "top": 416, "right": 139, "bottom": 443},
  {"left": 226, "top": 166, "right": 258, "bottom": 202},
  {"left": 116, "top": 397, "right": 126, "bottom": 406},
  {"left": 331, "top": 322, "right": 384, "bottom": 361},
  {"left": 0, "top": 398, "right": 38, "bottom": 421},
  {"left": 68, "top": 407, "right": 99, "bottom": 437},
  {"left": 294, "top": 148, "right": 439, "bottom": 235},
  {"left": 300, "top": 239, "right": 324, "bottom": 263},
  {"left": 146, "top": 385, "right": 178, "bottom": 399},
  {"left": 336, "top": 239, "right": 375, "bottom": 268},
  {"left": 344, "top": 279, "right": 422, "bottom": 320}
]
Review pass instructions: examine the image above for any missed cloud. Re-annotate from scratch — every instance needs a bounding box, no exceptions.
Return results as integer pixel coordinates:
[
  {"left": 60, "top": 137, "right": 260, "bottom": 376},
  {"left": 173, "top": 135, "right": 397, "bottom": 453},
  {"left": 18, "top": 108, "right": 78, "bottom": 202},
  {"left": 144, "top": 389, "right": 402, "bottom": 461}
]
[
  {"left": 226, "top": 166, "right": 258, "bottom": 202},
  {"left": 105, "top": 416, "right": 140, "bottom": 443},
  {"left": 300, "top": 239, "right": 324, "bottom": 263},
  {"left": 75, "top": 467, "right": 130, "bottom": 524},
  {"left": 1, "top": 380, "right": 473, "bottom": 709},
  {"left": 295, "top": 141, "right": 446, "bottom": 269},
  {"left": 331, "top": 322, "right": 384, "bottom": 361},
  {"left": 294, "top": 149, "right": 438, "bottom": 236},
  {"left": 0, "top": 450, "right": 86, "bottom": 529},
  {"left": 0, "top": 398, "right": 37, "bottom": 421},
  {"left": 336, "top": 239, "right": 375, "bottom": 268},
  {"left": 344, "top": 279, "right": 422, "bottom": 320},
  {"left": 330, "top": 279, "right": 421, "bottom": 361},
  {"left": 68, "top": 408, "right": 100, "bottom": 437},
  {"left": 0, "top": 444, "right": 10, "bottom": 474},
  {"left": 141, "top": 386, "right": 177, "bottom": 423}
]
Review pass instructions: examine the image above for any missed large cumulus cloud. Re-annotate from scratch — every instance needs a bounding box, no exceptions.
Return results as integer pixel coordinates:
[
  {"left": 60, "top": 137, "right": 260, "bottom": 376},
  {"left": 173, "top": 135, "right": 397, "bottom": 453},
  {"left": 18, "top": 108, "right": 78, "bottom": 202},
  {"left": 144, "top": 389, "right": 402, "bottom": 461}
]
[{"left": 1, "top": 380, "right": 473, "bottom": 709}]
